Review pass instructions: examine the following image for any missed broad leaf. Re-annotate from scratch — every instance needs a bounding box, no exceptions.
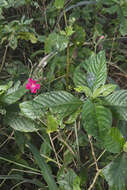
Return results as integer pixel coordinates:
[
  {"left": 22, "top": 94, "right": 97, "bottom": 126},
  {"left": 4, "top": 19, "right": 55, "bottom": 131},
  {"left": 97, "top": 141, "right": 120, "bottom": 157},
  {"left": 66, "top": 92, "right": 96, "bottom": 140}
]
[
  {"left": 92, "top": 84, "right": 117, "bottom": 99},
  {"left": 20, "top": 100, "right": 44, "bottom": 120},
  {"left": 102, "top": 153, "right": 127, "bottom": 190},
  {"left": 34, "top": 91, "right": 82, "bottom": 118},
  {"left": 118, "top": 120, "right": 127, "bottom": 140},
  {"left": 1, "top": 85, "right": 27, "bottom": 104},
  {"left": 0, "top": 81, "right": 13, "bottom": 95},
  {"left": 73, "top": 65, "right": 87, "bottom": 87},
  {"left": 85, "top": 51, "right": 107, "bottom": 91},
  {"left": 45, "top": 32, "right": 68, "bottom": 53},
  {"left": 116, "top": 107, "right": 127, "bottom": 121},
  {"left": 82, "top": 100, "right": 112, "bottom": 139},
  {"left": 6, "top": 115, "right": 39, "bottom": 132},
  {"left": 102, "top": 128, "right": 125, "bottom": 153},
  {"left": 105, "top": 90, "right": 127, "bottom": 107}
]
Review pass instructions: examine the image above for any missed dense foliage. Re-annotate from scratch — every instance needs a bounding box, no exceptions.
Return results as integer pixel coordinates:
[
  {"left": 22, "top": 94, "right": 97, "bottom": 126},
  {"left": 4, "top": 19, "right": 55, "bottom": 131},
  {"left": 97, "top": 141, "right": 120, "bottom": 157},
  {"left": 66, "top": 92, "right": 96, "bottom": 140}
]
[{"left": 1, "top": 0, "right": 127, "bottom": 189}]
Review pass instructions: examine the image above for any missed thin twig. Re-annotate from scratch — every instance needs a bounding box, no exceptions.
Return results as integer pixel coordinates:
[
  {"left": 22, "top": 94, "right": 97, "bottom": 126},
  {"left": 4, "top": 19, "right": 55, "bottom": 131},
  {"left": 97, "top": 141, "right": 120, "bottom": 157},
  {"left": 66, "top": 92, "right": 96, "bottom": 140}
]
[
  {"left": 88, "top": 135, "right": 99, "bottom": 171},
  {"left": 88, "top": 169, "right": 101, "bottom": 190},
  {"left": 88, "top": 149, "right": 106, "bottom": 169},
  {"left": 58, "top": 131, "right": 75, "bottom": 155},
  {"left": 49, "top": 133, "right": 61, "bottom": 169},
  {"left": 0, "top": 44, "right": 9, "bottom": 73},
  {"left": 109, "top": 27, "right": 117, "bottom": 64}
]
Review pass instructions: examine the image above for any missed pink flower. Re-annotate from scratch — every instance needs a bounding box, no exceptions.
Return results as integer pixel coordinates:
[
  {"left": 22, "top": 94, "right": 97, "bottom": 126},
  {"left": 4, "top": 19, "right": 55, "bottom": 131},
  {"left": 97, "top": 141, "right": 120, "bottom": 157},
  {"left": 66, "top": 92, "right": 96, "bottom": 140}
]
[
  {"left": 25, "top": 78, "right": 40, "bottom": 93},
  {"left": 99, "top": 35, "right": 104, "bottom": 40}
]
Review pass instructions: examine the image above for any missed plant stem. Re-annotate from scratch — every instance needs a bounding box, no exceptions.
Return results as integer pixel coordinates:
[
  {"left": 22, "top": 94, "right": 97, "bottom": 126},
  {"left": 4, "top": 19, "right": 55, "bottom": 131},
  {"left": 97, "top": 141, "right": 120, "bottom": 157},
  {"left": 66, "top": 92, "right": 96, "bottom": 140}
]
[
  {"left": 49, "top": 133, "right": 61, "bottom": 169},
  {"left": 0, "top": 44, "right": 9, "bottom": 73},
  {"left": 66, "top": 43, "right": 70, "bottom": 89}
]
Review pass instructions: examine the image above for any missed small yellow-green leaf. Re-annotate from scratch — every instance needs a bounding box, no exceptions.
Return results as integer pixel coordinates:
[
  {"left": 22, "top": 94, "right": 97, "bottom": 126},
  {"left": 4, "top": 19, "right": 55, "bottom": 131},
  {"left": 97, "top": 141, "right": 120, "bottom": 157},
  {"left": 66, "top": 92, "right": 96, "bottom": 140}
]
[
  {"left": 123, "top": 142, "right": 127, "bottom": 152},
  {"left": 65, "top": 26, "right": 74, "bottom": 37},
  {"left": 47, "top": 115, "right": 58, "bottom": 134},
  {"left": 74, "top": 86, "right": 92, "bottom": 97},
  {"left": 92, "top": 84, "right": 117, "bottom": 99},
  {"left": 54, "top": 0, "right": 64, "bottom": 9}
]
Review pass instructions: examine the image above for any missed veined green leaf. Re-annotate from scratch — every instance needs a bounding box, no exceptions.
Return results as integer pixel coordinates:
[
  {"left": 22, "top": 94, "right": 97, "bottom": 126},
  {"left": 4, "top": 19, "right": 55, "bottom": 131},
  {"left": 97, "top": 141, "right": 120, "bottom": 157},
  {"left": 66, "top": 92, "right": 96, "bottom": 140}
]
[
  {"left": 20, "top": 100, "right": 44, "bottom": 120},
  {"left": 34, "top": 91, "right": 82, "bottom": 118},
  {"left": 118, "top": 120, "right": 127, "bottom": 140},
  {"left": 74, "top": 86, "right": 92, "bottom": 97},
  {"left": 82, "top": 100, "right": 112, "bottom": 139},
  {"left": 1, "top": 85, "right": 27, "bottom": 104},
  {"left": 105, "top": 90, "right": 127, "bottom": 107},
  {"left": 45, "top": 32, "right": 68, "bottom": 53},
  {"left": 116, "top": 107, "right": 127, "bottom": 121},
  {"left": 92, "top": 84, "right": 117, "bottom": 99},
  {"left": 27, "top": 142, "right": 59, "bottom": 190},
  {"left": 73, "top": 65, "right": 87, "bottom": 87},
  {"left": 102, "top": 153, "right": 127, "bottom": 190},
  {"left": 6, "top": 115, "right": 39, "bottom": 132},
  {"left": 102, "top": 128, "right": 125, "bottom": 153},
  {"left": 86, "top": 51, "right": 107, "bottom": 91},
  {"left": 0, "top": 81, "right": 13, "bottom": 95}
]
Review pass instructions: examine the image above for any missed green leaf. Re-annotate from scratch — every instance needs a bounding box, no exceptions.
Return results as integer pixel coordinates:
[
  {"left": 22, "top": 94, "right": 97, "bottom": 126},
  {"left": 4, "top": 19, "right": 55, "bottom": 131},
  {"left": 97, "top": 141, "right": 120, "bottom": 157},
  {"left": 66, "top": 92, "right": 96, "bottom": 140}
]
[
  {"left": 123, "top": 142, "right": 127, "bottom": 153},
  {"left": 86, "top": 51, "right": 107, "bottom": 91},
  {"left": 65, "top": 26, "right": 74, "bottom": 37},
  {"left": 1, "top": 85, "right": 27, "bottom": 104},
  {"left": 40, "top": 140, "right": 51, "bottom": 159},
  {"left": 27, "top": 142, "right": 59, "bottom": 190},
  {"left": 73, "top": 65, "right": 87, "bottom": 86},
  {"left": 47, "top": 114, "right": 58, "bottom": 133},
  {"left": 64, "top": 149, "right": 74, "bottom": 166},
  {"left": 105, "top": 90, "right": 127, "bottom": 107},
  {"left": 20, "top": 100, "right": 44, "bottom": 120},
  {"left": 74, "top": 86, "right": 92, "bottom": 97},
  {"left": 6, "top": 115, "right": 39, "bottom": 132},
  {"left": 82, "top": 100, "right": 112, "bottom": 139},
  {"left": 116, "top": 107, "right": 127, "bottom": 121},
  {"left": 65, "top": 108, "right": 81, "bottom": 124},
  {"left": 34, "top": 91, "right": 82, "bottom": 118},
  {"left": 102, "top": 153, "right": 127, "bottom": 190},
  {"left": 73, "top": 176, "right": 81, "bottom": 190},
  {"left": 0, "top": 81, "right": 13, "bottom": 95},
  {"left": 120, "top": 18, "right": 127, "bottom": 36},
  {"left": 0, "top": 0, "right": 8, "bottom": 7},
  {"left": 45, "top": 32, "right": 68, "bottom": 53},
  {"left": 102, "top": 128, "right": 125, "bottom": 153},
  {"left": 54, "top": 0, "right": 64, "bottom": 9},
  {"left": 92, "top": 84, "right": 117, "bottom": 99},
  {"left": 14, "top": 131, "right": 25, "bottom": 153},
  {"left": 118, "top": 120, "right": 127, "bottom": 140},
  {"left": 57, "top": 169, "right": 80, "bottom": 190}
]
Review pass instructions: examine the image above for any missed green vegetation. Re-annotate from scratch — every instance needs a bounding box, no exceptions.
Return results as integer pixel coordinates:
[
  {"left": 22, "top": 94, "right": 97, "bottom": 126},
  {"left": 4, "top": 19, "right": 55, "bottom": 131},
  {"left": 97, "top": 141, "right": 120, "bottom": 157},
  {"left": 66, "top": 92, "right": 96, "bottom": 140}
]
[{"left": 1, "top": 0, "right": 127, "bottom": 189}]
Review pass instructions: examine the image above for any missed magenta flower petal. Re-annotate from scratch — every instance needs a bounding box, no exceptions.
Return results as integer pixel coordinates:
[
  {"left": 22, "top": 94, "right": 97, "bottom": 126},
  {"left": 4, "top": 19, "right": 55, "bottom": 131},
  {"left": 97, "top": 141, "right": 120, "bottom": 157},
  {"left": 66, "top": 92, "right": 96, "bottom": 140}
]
[
  {"left": 28, "top": 78, "right": 33, "bottom": 83},
  {"left": 25, "top": 83, "right": 31, "bottom": 89},
  {"left": 36, "top": 84, "right": 40, "bottom": 89},
  {"left": 26, "top": 78, "right": 40, "bottom": 93}
]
